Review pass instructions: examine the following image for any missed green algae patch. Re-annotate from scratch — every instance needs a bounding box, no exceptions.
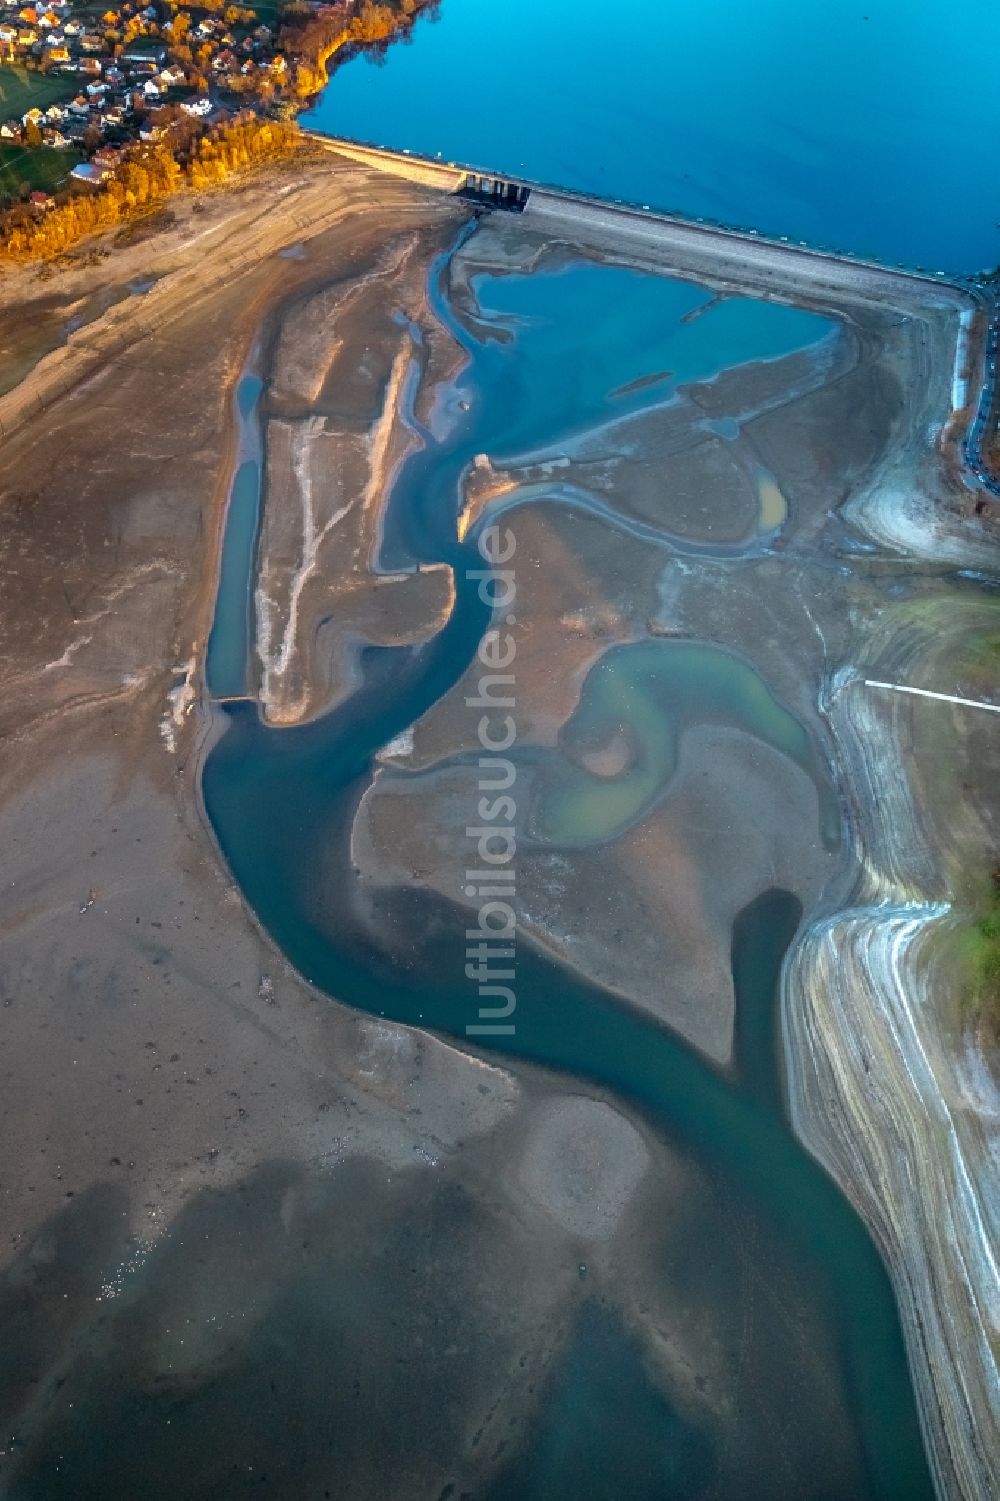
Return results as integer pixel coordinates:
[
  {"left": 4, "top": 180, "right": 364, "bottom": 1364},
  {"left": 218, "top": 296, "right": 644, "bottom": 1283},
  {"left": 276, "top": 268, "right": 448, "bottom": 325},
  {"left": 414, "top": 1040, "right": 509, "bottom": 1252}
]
[{"left": 533, "top": 640, "right": 838, "bottom": 847}]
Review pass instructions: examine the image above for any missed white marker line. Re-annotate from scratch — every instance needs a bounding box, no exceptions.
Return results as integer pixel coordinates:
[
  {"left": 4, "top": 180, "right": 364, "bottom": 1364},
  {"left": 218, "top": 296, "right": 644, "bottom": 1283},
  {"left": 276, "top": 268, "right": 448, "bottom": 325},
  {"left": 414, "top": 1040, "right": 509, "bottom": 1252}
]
[{"left": 865, "top": 680, "right": 1000, "bottom": 715}]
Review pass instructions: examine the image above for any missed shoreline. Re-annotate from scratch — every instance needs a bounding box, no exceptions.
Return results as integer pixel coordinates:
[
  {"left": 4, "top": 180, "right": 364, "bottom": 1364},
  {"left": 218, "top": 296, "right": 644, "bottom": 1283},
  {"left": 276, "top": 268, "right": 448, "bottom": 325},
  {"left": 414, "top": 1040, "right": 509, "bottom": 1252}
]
[{"left": 4, "top": 129, "right": 998, "bottom": 507}]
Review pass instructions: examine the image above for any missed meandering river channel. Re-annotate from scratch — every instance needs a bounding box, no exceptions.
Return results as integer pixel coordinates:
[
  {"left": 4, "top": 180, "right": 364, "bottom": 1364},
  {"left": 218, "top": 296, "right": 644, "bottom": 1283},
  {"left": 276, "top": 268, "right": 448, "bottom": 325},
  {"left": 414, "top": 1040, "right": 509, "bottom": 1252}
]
[{"left": 199, "top": 238, "right": 939, "bottom": 1497}]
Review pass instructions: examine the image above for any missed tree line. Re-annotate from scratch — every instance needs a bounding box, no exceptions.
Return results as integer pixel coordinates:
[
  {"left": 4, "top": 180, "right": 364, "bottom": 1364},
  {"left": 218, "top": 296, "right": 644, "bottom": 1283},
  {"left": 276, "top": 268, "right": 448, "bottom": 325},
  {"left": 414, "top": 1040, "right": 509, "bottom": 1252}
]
[
  {"left": 0, "top": 116, "right": 301, "bottom": 259},
  {"left": 0, "top": 0, "right": 441, "bottom": 259}
]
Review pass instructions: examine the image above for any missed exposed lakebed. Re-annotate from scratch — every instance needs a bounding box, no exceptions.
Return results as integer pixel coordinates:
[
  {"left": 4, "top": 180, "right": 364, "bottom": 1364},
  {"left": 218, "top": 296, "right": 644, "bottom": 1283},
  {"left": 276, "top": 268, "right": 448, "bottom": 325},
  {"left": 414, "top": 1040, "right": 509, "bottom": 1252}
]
[{"left": 193, "top": 221, "right": 947, "bottom": 1497}]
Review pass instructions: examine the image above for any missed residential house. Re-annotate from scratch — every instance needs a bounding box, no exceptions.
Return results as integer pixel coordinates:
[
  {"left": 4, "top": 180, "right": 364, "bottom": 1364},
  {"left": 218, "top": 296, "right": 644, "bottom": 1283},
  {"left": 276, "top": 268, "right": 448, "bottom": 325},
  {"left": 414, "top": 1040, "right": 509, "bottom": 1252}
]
[
  {"left": 70, "top": 160, "right": 108, "bottom": 183},
  {"left": 125, "top": 39, "right": 165, "bottom": 65}
]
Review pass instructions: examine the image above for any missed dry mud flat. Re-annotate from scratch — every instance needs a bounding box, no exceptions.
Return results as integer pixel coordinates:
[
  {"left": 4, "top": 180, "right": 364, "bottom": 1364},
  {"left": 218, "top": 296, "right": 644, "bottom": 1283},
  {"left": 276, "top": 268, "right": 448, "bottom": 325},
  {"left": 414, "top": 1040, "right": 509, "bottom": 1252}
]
[
  {"left": 0, "top": 146, "right": 996, "bottom": 1497},
  {"left": 0, "top": 156, "right": 825, "bottom": 1501},
  {"left": 0, "top": 162, "right": 692, "bottom": 1498}
]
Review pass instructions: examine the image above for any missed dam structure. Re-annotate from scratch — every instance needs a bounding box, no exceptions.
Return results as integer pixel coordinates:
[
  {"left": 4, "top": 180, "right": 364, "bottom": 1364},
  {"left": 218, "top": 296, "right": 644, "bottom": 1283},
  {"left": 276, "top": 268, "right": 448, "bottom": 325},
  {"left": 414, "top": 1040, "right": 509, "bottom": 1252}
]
[{"left": 310, "top": 130, "right": 978, "bottom": 293}]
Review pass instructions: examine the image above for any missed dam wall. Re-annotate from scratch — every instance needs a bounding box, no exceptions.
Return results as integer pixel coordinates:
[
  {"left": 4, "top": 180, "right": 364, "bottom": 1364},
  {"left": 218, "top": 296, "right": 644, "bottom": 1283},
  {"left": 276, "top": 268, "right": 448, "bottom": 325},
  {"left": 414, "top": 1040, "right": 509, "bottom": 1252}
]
[
  {"left": 523, "top": 191, "right": 973, "bottom": 312},
  {"left": 313, "top": 135, "right": 466, "bottom": 192},
  {"left": 313, "top": 132, "right": 974, "bottom": 303}
]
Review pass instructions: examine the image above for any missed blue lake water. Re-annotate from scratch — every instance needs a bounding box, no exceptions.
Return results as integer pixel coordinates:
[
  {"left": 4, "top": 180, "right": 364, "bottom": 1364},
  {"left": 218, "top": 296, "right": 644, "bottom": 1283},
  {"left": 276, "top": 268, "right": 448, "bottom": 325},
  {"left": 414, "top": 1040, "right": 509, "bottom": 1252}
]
[
  {"left": 384, "top": 253, "right": 832, "bottom": 566},
  {"left": 304, "top": 0, "right": 1000, "bottom": 273},
  {"left": 205, "top": 374, "right": 263, "bottom": 698},
  {"left": 468, "top": 266, "right": 832, "bottom": 455}
]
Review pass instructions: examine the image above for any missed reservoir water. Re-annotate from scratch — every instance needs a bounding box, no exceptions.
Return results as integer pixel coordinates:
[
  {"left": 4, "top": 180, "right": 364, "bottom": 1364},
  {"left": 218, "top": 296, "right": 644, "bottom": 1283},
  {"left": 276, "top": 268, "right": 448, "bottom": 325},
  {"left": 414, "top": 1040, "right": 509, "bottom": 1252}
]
[
  {"left": 304, "top": 0, "right": 1000, "bottom": 274},
  {"left": 205, "top": 373, "right": 264, "bottom": 698},
  {"left": 198, "top": 247, "right": 936, "bottom": 1495},
  {"left": 384, "top": 254, "right": 834, "bottom": 568}
]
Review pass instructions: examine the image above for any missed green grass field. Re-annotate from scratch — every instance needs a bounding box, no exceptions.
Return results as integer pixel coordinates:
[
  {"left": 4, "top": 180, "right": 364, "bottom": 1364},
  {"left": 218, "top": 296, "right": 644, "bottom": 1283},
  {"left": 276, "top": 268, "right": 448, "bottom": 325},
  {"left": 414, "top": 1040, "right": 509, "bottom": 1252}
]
[
  {"left": 0, "top": 144, "right": 82, "bottom": 202},
  {"left": 0, "top": 64, "right": 75, "bottom": 121},
  {"left": 0, "top": 68, "right": 81, "bottom": 206},
  {"left": 249, "top": 0, "right": 284, "bottom": 26}
]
